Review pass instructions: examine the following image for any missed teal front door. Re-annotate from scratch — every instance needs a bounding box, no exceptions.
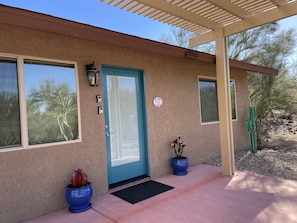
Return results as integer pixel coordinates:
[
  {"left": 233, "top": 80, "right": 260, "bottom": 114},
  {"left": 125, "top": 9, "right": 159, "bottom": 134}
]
[{"left": 102, "top": 66, "right": 148, "bottom": 185}]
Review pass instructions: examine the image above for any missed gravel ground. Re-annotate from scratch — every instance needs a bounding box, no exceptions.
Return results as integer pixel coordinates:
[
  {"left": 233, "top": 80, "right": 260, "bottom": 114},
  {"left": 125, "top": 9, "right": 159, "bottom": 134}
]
[{"left": 204, "top": 118, "right": 297, "bottom": 181}]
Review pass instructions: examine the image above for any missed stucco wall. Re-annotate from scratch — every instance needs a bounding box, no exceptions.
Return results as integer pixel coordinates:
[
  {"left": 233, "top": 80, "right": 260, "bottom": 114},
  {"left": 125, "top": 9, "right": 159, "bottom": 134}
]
[{"left": 0, "top": 24, "right": 250, "bottom": 223}]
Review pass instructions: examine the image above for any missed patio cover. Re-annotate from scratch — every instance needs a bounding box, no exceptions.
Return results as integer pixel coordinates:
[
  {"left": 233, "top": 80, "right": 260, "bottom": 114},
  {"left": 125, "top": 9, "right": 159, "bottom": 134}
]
[{"left": 99, "top": 0, "right": 297, "bottom": 176}]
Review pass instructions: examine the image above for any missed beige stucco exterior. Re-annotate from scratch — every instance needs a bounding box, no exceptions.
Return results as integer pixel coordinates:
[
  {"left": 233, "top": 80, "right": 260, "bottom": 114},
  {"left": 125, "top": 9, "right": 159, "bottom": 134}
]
[{"left": 0, "top": 9, "right": 254, "bottom": 223}]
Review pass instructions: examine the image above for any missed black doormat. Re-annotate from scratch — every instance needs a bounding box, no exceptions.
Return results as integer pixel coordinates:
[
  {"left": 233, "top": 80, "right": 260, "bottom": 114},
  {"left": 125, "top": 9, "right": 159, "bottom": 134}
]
[{"left": 111, "top": 180, "right": 174, "bottom": 204}]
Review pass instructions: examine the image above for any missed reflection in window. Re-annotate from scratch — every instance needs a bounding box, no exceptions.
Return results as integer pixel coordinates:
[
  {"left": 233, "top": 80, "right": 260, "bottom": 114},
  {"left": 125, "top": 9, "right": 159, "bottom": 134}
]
[
  {"left": 107, "top": 75, "right": 140, "bottom": 166},
  {"left": 199, "top": 79, "right": 237, "bottom": 123},
  {"left": 199, "top": 79, "right": 219, "bottom": 123},
  {"left": 230, "top": 81, "right": 237, "bottom": 120},
  {"left": 24, "top": 60, "right": 79, "bottom": 145},
  {"left": 0, "top": 59, "right": 21, "bottom": 148}
]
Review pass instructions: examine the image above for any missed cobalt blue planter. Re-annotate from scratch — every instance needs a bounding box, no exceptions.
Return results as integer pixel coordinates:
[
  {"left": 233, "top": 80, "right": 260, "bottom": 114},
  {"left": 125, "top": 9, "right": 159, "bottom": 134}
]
[
  {"left": 171, "top": 157, "right": 189, "bottom": 175},
  {"left": 66, "top": 182, "right": 93, "bottom": 213}
]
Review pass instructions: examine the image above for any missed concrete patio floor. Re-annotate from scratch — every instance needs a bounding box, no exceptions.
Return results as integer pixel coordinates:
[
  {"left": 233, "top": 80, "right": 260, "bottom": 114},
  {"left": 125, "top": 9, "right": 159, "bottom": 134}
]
[{"left": 20, "top": 165, "right": 297, "bottom": 223}]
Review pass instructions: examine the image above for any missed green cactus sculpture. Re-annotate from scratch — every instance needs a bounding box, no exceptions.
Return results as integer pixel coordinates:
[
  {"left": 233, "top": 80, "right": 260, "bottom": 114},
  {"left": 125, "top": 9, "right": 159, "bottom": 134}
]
[{"left": 246, "top": 107, "right": 257, "bottom": 153}]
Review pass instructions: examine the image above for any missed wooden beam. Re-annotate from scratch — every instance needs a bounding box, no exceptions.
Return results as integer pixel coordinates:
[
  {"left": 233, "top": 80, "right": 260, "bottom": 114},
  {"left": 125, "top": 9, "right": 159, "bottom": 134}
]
[
  {"left": 189, "top": 31, "right": 214, "bottom": 48},
  {"left": 269, "top": 0, "right": 289, "bottom": 6},
  {"left": 214, "top": 27, "right": 236, "bottom": 176},
  {"left": 207, "top": 0, "right": 250, "bottom": 18},
  {"left": 224, "top": 0, "right": 297, "bottom": 37},
  {"left": 189, "top": 1, "right": 297, "bottom": 47}
]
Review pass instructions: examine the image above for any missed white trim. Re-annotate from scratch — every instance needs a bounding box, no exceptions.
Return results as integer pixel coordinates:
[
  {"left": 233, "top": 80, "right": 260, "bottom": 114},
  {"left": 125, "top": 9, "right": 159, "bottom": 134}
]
[
  {"left": 0, "top": 53, "right": 82, "bottom": 152},
  {"left": 74, "top": 62, "right": 82, "bottom": 143},
  {"left": 18, "top": 56, "right": 29, "bottom": 148},
  {"left": 0, "top": 139, "right": 82, "bottom": 153}
]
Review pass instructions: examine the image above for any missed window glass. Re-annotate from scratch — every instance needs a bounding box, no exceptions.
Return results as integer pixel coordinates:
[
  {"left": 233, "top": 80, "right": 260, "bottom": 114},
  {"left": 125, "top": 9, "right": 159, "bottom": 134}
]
[
  {"left": 199, "top": 79, "right": 236, "bottom": 123},
  {"left": 199, "top": 79, "right": 219, "bottom": 122},
  {"left": 230, "top": 81, "right": 237, "bottom": 120},
  {"left": 24, "top": 60, "right": 78, "bottom": 145},
  {"left": 0, "top": 59, "right": 21, "bottom": 148}
]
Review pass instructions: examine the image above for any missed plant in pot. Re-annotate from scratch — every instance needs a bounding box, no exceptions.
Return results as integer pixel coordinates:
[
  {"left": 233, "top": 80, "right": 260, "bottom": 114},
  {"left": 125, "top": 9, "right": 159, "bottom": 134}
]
[
  {"left": 170, "top": 135, "right": 189, "bottom": 175},
  {"left": 65, "top": 168, "right": 93, "bottom": 213}
]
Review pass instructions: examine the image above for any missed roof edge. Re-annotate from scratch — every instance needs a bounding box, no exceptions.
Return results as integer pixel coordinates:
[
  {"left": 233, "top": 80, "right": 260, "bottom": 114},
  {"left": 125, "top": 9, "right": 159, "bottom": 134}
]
[
  {"left": 0, "top": 4, "right": 278, "bottom": 76},
  {"left": 229, "top": 60, "right": 278, "bottom": 75}
]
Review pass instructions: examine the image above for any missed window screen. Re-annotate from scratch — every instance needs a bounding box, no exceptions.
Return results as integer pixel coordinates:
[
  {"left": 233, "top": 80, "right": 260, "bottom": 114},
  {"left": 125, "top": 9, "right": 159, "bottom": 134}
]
[
  {"left": 199, "top": 79, "right": 236, "bottom": 123},
  {"left": 0, "top": 59, "right": 21, "bottom": 148}
]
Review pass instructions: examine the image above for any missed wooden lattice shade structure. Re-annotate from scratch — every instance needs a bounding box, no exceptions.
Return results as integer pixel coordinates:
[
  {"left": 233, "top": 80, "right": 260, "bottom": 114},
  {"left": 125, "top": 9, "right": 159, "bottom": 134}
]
[{"left": 99, "top": 0, "right": 297, "bottom": 46}]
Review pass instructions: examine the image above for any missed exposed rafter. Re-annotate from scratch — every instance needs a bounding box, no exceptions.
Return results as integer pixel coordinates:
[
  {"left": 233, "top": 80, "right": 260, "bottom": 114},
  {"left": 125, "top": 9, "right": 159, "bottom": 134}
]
[
  {"left": 189, "top": 0, "right": 297, "bottom": 47},
  {"left": 206, "top": 0, "right": 250, "bottom": 19},
  {"left": 99, "top": 0, "right": 297, "bottom": 47}
]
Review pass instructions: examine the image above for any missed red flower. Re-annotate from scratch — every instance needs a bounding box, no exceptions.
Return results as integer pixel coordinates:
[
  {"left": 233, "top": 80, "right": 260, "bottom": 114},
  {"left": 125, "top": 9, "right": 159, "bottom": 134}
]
[{"left": 170, "top": 135, "right": 186, "bottom": 159}]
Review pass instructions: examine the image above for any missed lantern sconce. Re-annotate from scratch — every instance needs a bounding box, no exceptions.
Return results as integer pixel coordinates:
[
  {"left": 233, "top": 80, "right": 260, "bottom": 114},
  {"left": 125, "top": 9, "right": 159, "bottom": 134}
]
[{"left": 86, "top": 62, "right": 99, "bottom": 87}]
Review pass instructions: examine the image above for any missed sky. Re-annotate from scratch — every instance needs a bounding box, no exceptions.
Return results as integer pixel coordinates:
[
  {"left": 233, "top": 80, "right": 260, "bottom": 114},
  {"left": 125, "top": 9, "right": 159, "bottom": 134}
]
[
  {"left": 0, "top": 0, "right": 173, "bottom": 41},
  {"left": 1, "top": 0, "right": 297, "bottom": 43}
]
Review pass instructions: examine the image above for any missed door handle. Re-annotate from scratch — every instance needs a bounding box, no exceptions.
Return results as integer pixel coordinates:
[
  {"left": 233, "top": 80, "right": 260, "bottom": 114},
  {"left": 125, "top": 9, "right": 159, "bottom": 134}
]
[{"left": 106, "top": 132, "right": 112, "bottom": 136}]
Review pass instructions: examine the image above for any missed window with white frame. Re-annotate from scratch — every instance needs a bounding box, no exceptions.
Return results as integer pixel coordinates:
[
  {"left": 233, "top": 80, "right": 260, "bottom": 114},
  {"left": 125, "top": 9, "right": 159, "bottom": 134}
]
[
  {"left": 199, "top": 78, "right": 237, "bottom": 123},
  {"left": 0, "top": 56, "right": 80, "bottom": 149}
]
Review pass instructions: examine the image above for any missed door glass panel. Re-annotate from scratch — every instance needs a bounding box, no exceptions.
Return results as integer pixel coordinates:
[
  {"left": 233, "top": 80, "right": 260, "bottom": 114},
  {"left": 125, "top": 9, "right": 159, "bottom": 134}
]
[{"left": 106, "top": 75, "right": 140, "bottom": 167}]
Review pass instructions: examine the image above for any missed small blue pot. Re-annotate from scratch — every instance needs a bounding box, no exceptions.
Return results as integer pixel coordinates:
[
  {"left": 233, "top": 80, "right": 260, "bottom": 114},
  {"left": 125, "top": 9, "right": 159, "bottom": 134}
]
[
  {"left": 171, "top": 157, "right": 189, "bottom": 175},
  {"left": 66, "top": 182, "right": 93, "bottom": 213}
]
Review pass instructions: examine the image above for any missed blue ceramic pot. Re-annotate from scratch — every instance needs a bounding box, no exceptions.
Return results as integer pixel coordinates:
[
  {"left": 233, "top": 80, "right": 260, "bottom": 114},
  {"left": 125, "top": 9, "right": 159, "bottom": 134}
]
[
  {"left": 171, "top": 157, "right": 189, "bottom": 175},
  {"left": 66, "top": 182, "right": 93, "bottom": 213}
]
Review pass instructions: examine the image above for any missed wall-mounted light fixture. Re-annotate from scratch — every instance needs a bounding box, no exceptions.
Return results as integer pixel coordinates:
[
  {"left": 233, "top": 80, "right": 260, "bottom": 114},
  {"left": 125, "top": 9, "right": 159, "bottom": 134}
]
[{"left": 86, "top": 62, "right": 99, "bottom": 87}]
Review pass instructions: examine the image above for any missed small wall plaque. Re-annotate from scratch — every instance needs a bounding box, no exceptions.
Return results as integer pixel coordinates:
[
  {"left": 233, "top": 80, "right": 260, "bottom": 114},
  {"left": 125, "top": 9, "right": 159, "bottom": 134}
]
[{"left": 153, "top": 96, "right": 163, "bottom": 108}]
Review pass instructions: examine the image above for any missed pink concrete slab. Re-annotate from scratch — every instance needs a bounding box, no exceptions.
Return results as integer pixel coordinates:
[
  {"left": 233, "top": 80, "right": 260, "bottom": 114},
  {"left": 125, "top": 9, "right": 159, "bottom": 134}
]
[
  {"left": 19, "top": 207, "right": 114, "bottom": 223},
  {"left": 20, "top": 165, "right": 297, "bottom": 223}
]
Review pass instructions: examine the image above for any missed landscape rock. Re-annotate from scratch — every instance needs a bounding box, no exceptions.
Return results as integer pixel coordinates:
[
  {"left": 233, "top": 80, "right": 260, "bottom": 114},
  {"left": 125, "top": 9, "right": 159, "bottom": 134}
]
[{"left": 204, "top": 118, "right": 297, "bottom": 181}]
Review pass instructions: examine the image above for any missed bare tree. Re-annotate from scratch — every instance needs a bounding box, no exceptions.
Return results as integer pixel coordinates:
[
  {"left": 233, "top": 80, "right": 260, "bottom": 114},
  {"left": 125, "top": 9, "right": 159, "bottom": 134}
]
[{"left": 27, "top": 79, "right": 78, "bottom": 144}]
